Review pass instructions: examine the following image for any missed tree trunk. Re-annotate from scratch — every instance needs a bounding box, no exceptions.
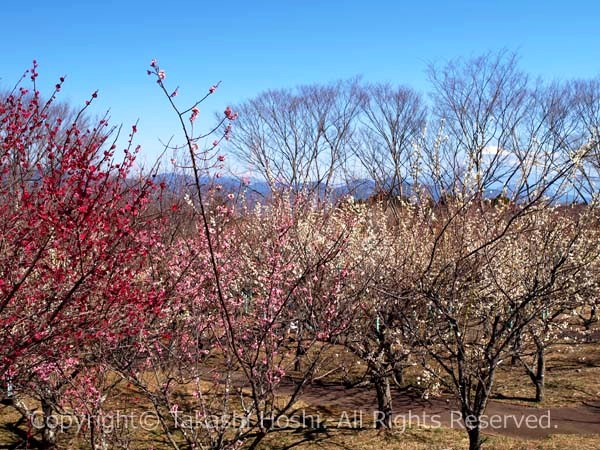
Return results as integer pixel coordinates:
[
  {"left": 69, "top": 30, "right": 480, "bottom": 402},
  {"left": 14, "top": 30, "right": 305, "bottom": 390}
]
[
  {"left": 247, "top": 430, "right": 266, "bottom": 450},
  {"left": 510, "top": 332, "right": 522, "bottom": 366},
  {"left": 293, "top": 322, "right": 305, "bottom": 372},
  {"left": 294, "top": 336, "right": 305, "bottom": 373},
  {"left": 373, "top": 374, "right": 393, "bottom": 429},
  {"left": 519, "top": 338, "right": 546, "bottom": 402},
  {"left": 40, "top": 397, "right": 57, "bottom": 449},
  {"left": 582, "top": 304, "right": 597, "bottom": 341},
  {"left": 294, "top": 342, "right": 305, "bottom": 371},
  {"left": 392, "top": 363, "right": 404, "bottom": 387},
  {"left": 533, "top": 345, "right": 545, "bottom": 402},
  {"left": 467, "top": 425, "right": 482, "bottom": 450}
]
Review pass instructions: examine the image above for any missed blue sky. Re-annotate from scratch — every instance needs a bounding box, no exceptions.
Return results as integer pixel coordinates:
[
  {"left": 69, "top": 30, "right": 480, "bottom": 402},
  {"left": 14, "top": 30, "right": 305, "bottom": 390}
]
[{"left": 3, "top": 0, "right": 600, "bottom": 166}]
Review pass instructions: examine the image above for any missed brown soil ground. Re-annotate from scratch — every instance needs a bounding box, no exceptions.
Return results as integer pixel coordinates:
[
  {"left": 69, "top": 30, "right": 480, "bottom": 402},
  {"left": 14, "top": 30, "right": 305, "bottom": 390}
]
[{"left": 292, "top": 382, "right": 600, "bottom": 439}]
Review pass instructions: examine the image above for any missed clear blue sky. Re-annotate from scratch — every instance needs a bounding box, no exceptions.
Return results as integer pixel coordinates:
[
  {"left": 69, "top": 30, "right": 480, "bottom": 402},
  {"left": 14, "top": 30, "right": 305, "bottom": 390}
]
[{"left": 3, "top": 0, "right": 600, "bottom": 166}]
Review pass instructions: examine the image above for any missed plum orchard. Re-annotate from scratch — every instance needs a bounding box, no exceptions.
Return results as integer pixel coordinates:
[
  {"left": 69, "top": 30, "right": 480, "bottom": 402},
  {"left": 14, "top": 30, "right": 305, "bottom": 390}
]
[{"left": 0, "top": 54, "right": 599, "bottom": 450}]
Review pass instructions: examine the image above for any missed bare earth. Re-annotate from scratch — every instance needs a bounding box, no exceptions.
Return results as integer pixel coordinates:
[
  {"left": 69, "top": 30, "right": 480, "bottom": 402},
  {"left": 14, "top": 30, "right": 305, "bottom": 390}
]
[{"left": 291, "top": 382, "right": 600, "bottom": 439}]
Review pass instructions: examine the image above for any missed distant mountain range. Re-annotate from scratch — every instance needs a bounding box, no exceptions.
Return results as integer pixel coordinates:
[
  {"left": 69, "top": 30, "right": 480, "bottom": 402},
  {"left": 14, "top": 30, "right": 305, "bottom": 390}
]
[
  {"left": 151, "top": 172, "right": 589, "bottom": 204},
  {"left": 152, "top": 172, "right": 378, "bottom": 200}
]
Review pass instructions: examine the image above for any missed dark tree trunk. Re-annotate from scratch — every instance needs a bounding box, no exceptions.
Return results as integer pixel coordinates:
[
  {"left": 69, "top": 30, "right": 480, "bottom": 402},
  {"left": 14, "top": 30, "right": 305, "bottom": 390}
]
[
  {"left": 510, "top": 332, "right": 522, "bottom": 366},
  {"left": 247, "top": 430, "right": 266, "bottom": 450},
  {"left": 294, "top": 339, "right": 305, "bottom": 373},
  {"left": 467, "top": 425, "right": 482, "bottom": 450},
  {"left": 533, "top": 345, "right": 545, "bottom": 402},
  {"left": 522, "top": 339, "right": 546, "bottom": 402},
  {"left": 373, "top": 374, "right": 393, "bottom": 429},
  {"left": 293, "top": 322, "right": 305, "bottom": 372}
]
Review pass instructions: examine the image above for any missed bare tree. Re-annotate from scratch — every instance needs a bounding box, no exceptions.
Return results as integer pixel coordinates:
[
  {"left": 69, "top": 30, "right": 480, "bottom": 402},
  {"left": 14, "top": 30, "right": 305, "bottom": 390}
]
[
  {"left": 229, "top": 79, "right": 364, "bottom": 198},
  {"left": 426, "top": 50, "right": 530, "bottom": 200},
  {"left": 570, "top": 77, "right": 600, "bottom": 200},
  {"left": 354, "top": 83, "right": 426, "bottom": 202}
]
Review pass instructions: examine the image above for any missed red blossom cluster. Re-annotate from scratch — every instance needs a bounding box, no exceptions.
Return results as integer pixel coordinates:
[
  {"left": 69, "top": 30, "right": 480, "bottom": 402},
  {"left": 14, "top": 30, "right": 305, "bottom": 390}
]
[
  {"left": 0, "top": 63, "right": 168, "bottom": 446},
  {"left": 224, "top": 106, "right": 238, "bottom": 120}
]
